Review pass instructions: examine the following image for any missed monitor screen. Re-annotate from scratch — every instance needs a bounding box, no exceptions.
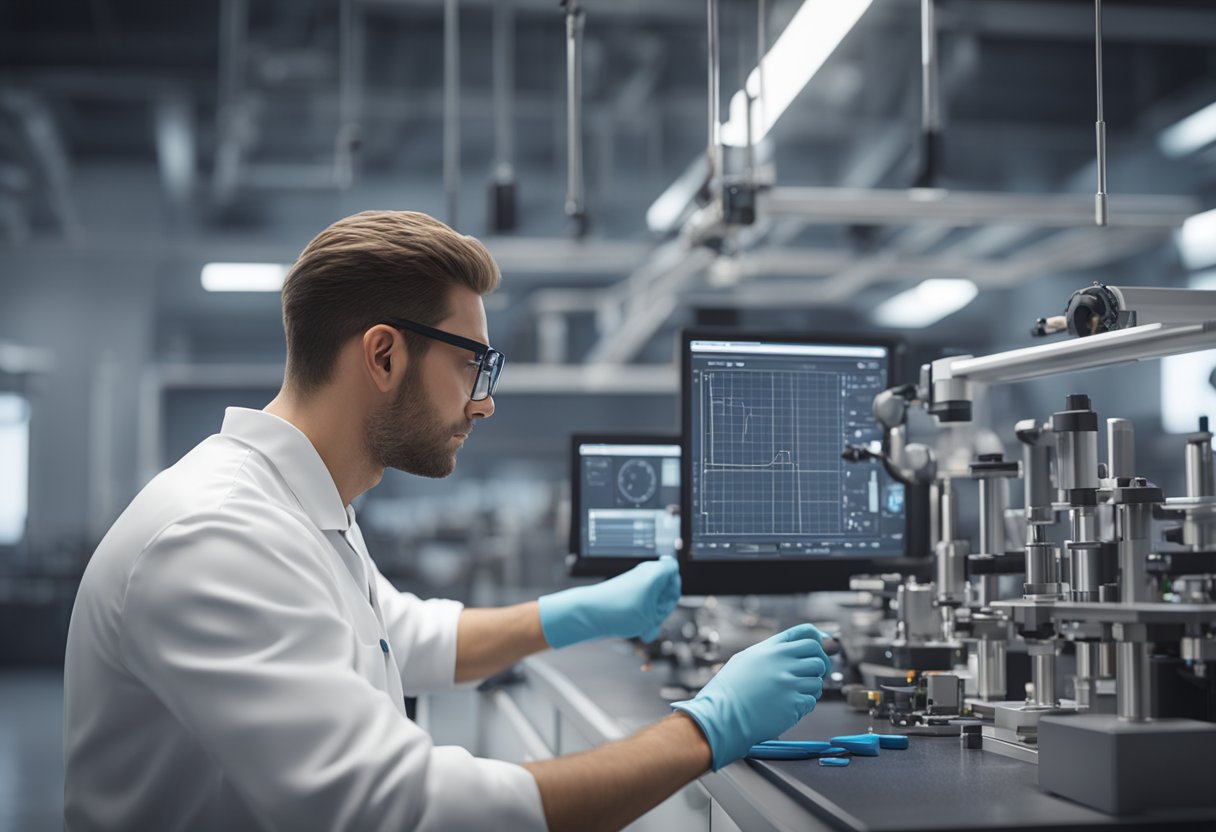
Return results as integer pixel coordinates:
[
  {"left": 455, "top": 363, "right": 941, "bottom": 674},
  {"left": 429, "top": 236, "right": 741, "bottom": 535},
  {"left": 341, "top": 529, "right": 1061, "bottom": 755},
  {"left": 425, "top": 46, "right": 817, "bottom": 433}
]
[
  {"left": 569, "top": 435, "right": 681, "bottom": 575},
  {"left": 682, "top": 332, "right": 908, "bottom": 588}
]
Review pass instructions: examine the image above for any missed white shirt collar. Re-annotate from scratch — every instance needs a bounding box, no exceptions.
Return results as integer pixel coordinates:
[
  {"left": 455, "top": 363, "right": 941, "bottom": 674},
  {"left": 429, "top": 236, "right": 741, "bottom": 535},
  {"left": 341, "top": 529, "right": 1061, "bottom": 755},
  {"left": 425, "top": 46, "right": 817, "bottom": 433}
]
[{"left": 220, "top": 407, "right": 351, "bottom": 531}]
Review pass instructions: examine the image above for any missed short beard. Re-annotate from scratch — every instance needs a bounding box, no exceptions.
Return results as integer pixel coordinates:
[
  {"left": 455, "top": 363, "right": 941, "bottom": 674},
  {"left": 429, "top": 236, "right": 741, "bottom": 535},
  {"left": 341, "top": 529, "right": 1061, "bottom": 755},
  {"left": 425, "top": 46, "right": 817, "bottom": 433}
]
[{"left": 366, "top": 364, "right": 464, "bottom": 479}]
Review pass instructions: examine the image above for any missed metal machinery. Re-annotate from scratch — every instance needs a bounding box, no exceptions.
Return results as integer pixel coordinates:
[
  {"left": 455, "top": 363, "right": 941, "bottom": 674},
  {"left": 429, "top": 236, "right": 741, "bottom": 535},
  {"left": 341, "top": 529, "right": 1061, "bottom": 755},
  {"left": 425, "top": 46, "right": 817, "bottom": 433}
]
[{"left": 842, "top": 283, "right": 1216, "bottom": 815}]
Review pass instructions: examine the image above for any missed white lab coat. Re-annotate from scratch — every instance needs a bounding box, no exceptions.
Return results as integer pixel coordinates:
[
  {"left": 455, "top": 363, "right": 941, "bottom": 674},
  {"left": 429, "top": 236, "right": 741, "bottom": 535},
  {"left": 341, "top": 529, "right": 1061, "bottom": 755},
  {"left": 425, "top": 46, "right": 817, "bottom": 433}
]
[{"left": 64, "top": 407, "right": 547, "bottom": 831}]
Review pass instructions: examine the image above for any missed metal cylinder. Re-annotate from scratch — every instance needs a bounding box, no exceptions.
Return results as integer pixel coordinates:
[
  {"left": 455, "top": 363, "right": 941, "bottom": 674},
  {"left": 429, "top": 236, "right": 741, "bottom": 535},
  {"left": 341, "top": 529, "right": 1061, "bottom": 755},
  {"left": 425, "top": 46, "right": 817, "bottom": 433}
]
[
  {"left": 1116, "top": 641, "right": 1151, "bottom": 721},
  {"left": 1025, "top": 537, "right": 1055, "bottom": 586},
  {"left": 1107, "top": 418, "right": 1135, "bottom": 481},
  {"left": 1186, "top": 432, "right": 1214, "bottom": 499},
  {"left": 1056, "top": 431, "right": 1099, "bottom": 494},
  {"left": 1071, "top": 505, "right": 1097, "bottom": 544},
  {"left": 978, "top": 476, "right": 1008, "bottom": 556},
  {"left": 939, "top": 478, "right": 956, "bottom": 543},
  {"left": 1070, "top": 543, "right": 1103, "bottom": 602},
  {"left": 976, "top": 639, "right": 1007, "bottom": 702},
  {"left": 1054, "top": 395, "right": 1100, "bottom": 496},
  {"left": 936, "top": 540, "right": 967, "bottom": 603},
  {"left": 1024, "top": 442, "right": 1054, "bottom": 525},
  {"left": 1075, "top": 642, "right": 1099, "bottom": 708},
  {"left": 564, "top": 0, "right": 585, "bottom": 220},
  {"left": 1032, "top": 650, "right": 1057, "bottom": 707},
  {"left": 898, "top": 582, "right": 940, "bottom": 643},
  {"left": 1099, "top": 641, "right": 1116, "bottom": 679},
  {"left": 1117, "top": 502, "right": 1155, "bottom": 604}
]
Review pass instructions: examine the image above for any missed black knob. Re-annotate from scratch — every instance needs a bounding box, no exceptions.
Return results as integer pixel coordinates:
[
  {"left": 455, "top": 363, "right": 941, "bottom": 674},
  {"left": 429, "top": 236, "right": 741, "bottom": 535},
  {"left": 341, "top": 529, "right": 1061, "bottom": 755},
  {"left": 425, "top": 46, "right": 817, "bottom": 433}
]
[
  {"left": 1201, "top": 416, "right": 1210, "bottom": 433},
  {"left": 1065, "top": 394, "right": 1091, "bottom": 411}
]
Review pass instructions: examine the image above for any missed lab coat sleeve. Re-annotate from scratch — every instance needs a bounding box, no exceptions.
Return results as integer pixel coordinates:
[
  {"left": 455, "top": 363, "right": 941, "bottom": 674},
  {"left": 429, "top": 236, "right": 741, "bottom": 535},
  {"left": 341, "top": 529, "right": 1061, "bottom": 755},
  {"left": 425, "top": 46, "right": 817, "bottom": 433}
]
[
  {"left": 373, "top": 567, "right": 465, "bottom": 695},
  {"left": 118, "top": 506, "right": 546, "bottom": 832}
]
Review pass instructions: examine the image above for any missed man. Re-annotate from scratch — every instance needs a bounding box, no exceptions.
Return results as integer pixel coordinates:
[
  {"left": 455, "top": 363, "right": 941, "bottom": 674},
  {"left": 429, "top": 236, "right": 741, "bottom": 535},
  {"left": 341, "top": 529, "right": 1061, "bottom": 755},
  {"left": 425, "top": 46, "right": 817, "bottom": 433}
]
[{"left": 64, "top": 210, "right": 829, "bottom": 831}]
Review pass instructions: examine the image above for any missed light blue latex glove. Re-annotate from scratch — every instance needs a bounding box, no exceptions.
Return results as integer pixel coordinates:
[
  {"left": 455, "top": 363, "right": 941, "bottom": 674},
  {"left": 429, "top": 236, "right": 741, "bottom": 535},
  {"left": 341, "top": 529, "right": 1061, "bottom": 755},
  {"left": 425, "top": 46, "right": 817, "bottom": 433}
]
[
  {"left": 671, "top": 624, "right": 828, "bottom": 771},
  {"left": 538, "top": 557, "right": 681, "bottom": 649}
]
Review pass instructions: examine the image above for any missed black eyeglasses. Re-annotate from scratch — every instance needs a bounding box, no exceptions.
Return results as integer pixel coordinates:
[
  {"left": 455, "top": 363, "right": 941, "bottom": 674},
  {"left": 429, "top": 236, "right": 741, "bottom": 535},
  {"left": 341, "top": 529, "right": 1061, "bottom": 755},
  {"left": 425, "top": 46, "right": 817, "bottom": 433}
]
[{"left": 382, "top": 318, "right": 504, "bottom": 401}]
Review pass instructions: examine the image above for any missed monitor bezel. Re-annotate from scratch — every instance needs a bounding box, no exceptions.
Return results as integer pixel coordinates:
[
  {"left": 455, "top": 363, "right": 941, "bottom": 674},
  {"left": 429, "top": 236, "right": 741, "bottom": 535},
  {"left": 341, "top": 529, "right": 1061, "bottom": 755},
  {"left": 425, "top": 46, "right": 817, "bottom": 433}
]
[
  {"left": 568, "top": 432, "right": 683, "bottom": 578},
  {"left": 679, "top": 328, "right": 928, "bottom": 595}
]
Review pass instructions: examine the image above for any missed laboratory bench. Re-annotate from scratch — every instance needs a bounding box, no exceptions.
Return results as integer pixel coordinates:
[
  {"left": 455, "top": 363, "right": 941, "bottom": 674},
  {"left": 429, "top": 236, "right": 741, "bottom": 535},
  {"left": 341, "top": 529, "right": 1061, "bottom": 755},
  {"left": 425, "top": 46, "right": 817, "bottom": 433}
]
[{"left": 416, "top": 640, "right": 1216, "bottom": 831}]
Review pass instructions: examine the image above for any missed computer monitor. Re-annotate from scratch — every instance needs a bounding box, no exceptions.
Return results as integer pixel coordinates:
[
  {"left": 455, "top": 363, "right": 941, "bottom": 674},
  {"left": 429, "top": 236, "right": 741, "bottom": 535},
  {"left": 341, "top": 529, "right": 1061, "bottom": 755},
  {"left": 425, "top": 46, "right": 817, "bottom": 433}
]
[
  {"left": 680, "top": 330, "right": 923, "bottom": 594},
  {"left": 569, "top": 434, "right": 682, "bottom": 577}
]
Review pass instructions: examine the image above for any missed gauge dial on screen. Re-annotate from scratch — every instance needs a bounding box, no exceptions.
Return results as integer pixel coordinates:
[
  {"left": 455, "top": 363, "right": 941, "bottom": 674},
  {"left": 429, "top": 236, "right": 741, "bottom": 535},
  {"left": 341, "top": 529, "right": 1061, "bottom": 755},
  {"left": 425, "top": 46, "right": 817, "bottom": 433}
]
[{"left": 617, "top": 458, "right": 658, "bottom": 504}]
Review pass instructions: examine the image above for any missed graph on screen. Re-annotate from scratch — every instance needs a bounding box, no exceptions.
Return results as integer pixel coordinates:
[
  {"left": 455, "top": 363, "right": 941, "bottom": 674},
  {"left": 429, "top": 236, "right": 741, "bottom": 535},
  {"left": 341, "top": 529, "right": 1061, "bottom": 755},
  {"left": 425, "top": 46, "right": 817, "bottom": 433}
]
[
  {"left": 700, "top": 368, "right": 842, "bottom": 537},
  {"left": 686, "top": 337, "right": 906, "bottom": 560}
]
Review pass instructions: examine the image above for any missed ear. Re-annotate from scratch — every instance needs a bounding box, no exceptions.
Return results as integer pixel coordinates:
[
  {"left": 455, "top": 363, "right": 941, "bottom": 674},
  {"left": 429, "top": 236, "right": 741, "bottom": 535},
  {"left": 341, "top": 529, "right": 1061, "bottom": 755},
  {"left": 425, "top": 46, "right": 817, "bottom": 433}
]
[{"left": 361, "top": 325, "right": 406, "bottom": 394}]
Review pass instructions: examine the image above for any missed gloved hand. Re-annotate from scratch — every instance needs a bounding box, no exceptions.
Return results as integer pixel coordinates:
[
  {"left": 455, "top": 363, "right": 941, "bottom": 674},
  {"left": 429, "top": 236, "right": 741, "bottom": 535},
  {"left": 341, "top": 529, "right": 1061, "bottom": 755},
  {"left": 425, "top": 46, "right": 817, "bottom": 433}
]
[
  {"left": 538, "top": 557, "right": 681, "bottom": 649},
  {"left": 671, "top": 624, "right": 829, "bottom": 770}
]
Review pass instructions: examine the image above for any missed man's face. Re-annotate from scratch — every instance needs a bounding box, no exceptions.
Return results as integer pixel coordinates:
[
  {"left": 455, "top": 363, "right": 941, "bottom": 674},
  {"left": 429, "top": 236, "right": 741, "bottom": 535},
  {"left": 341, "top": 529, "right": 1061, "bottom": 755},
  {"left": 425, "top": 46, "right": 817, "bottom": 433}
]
[{"left": 366, "top": 286, "right": 495, "bottom": 478}]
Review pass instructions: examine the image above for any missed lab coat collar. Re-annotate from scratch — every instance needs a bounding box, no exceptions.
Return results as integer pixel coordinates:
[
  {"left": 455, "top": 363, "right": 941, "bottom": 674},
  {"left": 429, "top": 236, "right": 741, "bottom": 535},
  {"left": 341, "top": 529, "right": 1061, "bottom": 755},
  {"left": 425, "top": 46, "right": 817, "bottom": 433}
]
[{"left": 220, "top": 407, "right": 351, "bottom": 531}]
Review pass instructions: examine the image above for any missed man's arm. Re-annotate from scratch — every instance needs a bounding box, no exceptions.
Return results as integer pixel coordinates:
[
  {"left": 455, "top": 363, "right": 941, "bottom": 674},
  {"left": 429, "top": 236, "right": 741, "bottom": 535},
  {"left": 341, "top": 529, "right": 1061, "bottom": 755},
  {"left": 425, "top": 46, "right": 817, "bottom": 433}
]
[
  {"left": 454, "top": 602, "right": 548, "bottom": 683},
  {"left": 522, "top": 713, "right": 712, "bottom": 832},
  {"left": 453, "top": 558, "right": 680, "bottom": 683}
]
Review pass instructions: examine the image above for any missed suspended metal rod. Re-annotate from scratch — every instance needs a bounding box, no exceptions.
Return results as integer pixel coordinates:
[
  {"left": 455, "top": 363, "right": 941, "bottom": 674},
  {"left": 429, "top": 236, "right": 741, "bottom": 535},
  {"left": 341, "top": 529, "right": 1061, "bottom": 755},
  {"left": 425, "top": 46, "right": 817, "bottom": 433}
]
[
  {"left": 756, "top": 0, "right": 767, "bottom": 139},
  {"left": 914, "top": 0, "right": 940, "bottom": 188},
  {"left": 706, "top": 0, "right": 721, "bottom": 184},
  {"left": 1094, "top": 0, "right": 1108, "bottom": 226},
  {"left": 492, "top": 0, "right": 515, "bottom": 178},
  {"left": 444, "top": 0, "right": 461, "bottom": 228},
  {"left": 563, "top": 0, "right": 587, "bottom": 236}
]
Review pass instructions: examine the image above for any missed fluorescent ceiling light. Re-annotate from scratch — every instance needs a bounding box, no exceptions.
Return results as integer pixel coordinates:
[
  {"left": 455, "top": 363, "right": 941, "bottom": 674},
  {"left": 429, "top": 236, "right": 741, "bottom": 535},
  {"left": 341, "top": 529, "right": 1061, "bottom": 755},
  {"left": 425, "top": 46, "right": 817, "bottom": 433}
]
[
  {"left": 201, "top": 262, "right": 288, "bottom": 292},
  {"left": 872, "top": 278, "right": 978, "bottom": 329},
  {"left": 721, "top": 0, "right": 873, "bottom": 148},
  {"left": 1177, "top": 208, "right": 1216, "bottom": 271},
  {"left": 1158, "top": 100, "right": 1216, "bottom": 158}
]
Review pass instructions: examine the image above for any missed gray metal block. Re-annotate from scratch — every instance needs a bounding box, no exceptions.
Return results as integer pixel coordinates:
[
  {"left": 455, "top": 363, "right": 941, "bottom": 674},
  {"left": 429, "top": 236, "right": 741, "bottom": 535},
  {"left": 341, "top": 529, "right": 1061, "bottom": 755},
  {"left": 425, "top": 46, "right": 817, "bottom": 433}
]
[{"left": 1038, "top": 713, "right": 1216, "bottom": 815}]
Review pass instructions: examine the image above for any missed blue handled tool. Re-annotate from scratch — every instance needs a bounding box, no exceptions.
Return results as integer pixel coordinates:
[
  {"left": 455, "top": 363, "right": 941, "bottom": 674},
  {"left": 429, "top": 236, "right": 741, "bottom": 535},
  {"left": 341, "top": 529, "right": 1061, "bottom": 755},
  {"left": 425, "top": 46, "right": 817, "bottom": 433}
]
[
  {"left": 755, "top": 740, "right": 834, "bottom": 753},
  {"left": 819, "top": 756, "right": 851, "bottom": 767},
  {"left": 746, "top": 745, "right": 818, "bottom": 760},
  {"left": 873, "top": 733, "right": 909, "bottom": 750},
  {"left": 829, "top": 734, "right": 881, "bottom": 756}
]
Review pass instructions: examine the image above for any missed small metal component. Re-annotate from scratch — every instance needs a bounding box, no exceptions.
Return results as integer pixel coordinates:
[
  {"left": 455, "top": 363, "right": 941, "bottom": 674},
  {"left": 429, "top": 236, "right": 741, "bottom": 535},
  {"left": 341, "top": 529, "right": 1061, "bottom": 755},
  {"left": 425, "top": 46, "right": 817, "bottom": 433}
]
[
  {"left": 1016, "top": 419, "right": 1056, "bottom": 526},
  {"left": 1185, "top": 417, "right": 1214, "bottom": 499},
  {"left": 1075, "top": 641, "right": 1099, "bottom": 709},
  {"left": 976, "top": 638, "right": 1007, "bottom": 702},
  {"left": 1054, "top": 394, "right": 1100, "bottom": 496},
  {"left": 960, "top": 722, "right": 982, "bottom": 749},
  {"left": 1112, "top": 477, "right": 1163, "bottom": 605},
  {"left": 1028, "top": 640, "right": 1058, "bottom": 708},
  {"left": 898, "top": 581, "right": 941, "bottom": 643},
  {"left": 1116, "top": 640, "right": 1151, "bottom": 721},
  {"left": 926, "top": 673, "right": 963, "bottom": 715},
  {"left": 1106, "top": 418, "right": 1135, "bottom": 482}
]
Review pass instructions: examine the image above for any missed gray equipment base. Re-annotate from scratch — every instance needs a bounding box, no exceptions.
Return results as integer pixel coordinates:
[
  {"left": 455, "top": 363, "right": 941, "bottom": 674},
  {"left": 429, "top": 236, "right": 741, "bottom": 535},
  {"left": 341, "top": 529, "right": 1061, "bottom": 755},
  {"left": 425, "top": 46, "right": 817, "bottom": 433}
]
[{"left": 1039, "top": 713, "right": 1216, "bottom": 815}]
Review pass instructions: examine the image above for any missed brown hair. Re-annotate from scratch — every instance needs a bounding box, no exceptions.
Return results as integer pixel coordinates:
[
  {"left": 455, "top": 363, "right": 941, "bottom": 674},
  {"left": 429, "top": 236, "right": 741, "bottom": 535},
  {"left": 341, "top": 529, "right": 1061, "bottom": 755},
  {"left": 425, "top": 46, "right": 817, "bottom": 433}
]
[{"left": 280, "top": 210, "right": 500, "bottom": 393}]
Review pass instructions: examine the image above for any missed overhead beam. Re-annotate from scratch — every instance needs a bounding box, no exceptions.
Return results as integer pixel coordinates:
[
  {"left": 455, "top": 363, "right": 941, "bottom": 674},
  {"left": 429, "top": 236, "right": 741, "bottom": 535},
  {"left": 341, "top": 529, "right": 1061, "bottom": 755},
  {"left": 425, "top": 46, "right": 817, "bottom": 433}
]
[{"left": 757, "top": 186, "right": 1199, "bottom": 229}]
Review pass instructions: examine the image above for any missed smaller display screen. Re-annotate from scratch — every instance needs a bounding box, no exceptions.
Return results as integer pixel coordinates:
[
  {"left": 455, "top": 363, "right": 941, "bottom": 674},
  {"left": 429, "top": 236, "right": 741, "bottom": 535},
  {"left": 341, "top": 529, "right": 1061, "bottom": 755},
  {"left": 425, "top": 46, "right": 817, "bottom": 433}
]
[{"left": 577, "top": 442, "right": 682, "bottom": 559}]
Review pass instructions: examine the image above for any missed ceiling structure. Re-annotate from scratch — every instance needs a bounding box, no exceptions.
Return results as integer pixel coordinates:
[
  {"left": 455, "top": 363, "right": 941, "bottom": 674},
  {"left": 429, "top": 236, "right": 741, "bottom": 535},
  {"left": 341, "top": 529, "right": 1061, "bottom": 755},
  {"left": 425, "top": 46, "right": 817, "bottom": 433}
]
[{"left": 2, "top": 0, "right": 1215, "bottom": 376}]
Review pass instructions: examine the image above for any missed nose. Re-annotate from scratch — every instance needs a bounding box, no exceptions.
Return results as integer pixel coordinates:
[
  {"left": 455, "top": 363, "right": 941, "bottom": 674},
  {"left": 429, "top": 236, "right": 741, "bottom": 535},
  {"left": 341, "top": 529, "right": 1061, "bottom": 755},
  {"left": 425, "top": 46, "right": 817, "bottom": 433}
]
[{"left": 467, "top": 393, "right": 495, "bottom": 421}]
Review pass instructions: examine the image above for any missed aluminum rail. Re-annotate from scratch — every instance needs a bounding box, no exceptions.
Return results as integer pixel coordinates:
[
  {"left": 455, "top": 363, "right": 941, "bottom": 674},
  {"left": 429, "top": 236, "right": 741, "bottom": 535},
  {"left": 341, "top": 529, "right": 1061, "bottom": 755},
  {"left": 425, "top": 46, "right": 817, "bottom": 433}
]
[{"left": 940, "top": 321, "right": 1216, "bottom": 386}]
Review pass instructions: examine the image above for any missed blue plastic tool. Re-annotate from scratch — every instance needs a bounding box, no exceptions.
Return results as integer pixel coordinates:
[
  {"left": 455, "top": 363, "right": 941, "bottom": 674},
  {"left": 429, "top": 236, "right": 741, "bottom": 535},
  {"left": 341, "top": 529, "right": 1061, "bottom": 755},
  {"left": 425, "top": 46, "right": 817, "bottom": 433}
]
[
  {"left": 746, "top": 745, "right": 817, "bottom": 760},
  {"left": 828, "top": 734, "right": 881, "bottom": 756},
  {"left": 819, "top": 756, "right": 851, "bottom": 767},
  {"left": 873, "top": 733, "right": 909, "bottom": 750},
  {"left": 755, "top": 740, "right": 834, "bottom": 753}
]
